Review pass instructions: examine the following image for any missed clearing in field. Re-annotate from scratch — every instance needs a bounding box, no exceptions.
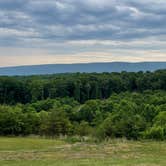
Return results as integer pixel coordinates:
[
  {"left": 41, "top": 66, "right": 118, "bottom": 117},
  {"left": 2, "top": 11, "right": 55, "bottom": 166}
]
[{"left": 0, "top": 137, "right": 166, "bottom": 166}]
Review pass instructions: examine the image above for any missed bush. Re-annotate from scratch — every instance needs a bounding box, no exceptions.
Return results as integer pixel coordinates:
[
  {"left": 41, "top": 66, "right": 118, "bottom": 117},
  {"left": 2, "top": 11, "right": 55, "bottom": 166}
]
[
  {"left": 97, "top": 111, "right": 145, "bottom": 140},
  {"left": 75, "top": 121, "right": 93, "bottom": 136},
  {"left": 46, "top": 108, "right": 72, "bottom": 137},
  {"left": 143, "top": 126, "right": 164, "bottom": 140}
]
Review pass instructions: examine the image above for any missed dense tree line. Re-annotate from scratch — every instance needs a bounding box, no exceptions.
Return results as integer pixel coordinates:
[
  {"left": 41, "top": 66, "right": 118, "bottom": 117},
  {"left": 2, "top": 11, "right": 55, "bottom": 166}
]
[
  {"left": 0, "top": 91, "right": 166, "bottom": 140},
  {"left": 0, "top": 70, "right": 166, "bottom": 105}
]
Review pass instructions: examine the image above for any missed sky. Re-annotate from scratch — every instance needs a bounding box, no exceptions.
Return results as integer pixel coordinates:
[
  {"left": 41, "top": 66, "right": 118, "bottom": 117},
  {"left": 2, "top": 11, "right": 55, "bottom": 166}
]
[{"left": 0, "top": 0, "right": 166, "bottom": 67}]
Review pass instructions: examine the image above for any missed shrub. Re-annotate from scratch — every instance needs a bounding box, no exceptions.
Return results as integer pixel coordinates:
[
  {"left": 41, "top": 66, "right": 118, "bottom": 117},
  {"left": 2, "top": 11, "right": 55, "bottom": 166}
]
[{"left": 143, "top": 126, "right": 164, "bottom": 140}]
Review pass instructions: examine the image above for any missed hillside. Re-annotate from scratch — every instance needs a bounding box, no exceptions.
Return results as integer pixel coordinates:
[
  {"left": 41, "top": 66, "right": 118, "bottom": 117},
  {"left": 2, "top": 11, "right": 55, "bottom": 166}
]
[{"left": 0, "top": 62, "right": 166, "bottom": 76}]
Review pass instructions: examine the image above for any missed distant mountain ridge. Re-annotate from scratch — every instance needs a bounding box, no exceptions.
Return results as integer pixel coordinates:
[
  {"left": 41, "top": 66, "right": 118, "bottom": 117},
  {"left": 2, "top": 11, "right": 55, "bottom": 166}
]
[{"left": 0, "top": 62, "right": 166, "bottom": 76}]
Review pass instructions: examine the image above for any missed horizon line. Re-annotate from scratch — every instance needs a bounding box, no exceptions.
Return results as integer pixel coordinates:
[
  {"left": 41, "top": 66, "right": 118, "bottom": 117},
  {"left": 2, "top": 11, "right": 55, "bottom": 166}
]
[{"left": 0, "top": 61, "right": 166, "bottom": 69}]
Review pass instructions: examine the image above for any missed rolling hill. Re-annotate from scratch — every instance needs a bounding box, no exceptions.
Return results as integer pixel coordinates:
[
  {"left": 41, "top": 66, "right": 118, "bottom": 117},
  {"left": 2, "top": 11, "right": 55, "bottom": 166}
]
[{"left": 0, "top": 62, "right": 166, "bottom": 76}]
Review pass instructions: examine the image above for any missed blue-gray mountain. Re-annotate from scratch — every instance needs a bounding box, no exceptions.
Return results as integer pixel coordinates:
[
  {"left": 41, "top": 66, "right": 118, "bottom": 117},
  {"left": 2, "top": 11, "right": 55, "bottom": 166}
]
[{"left": 0, "top": 62, "right": 166, "bottom": 76}]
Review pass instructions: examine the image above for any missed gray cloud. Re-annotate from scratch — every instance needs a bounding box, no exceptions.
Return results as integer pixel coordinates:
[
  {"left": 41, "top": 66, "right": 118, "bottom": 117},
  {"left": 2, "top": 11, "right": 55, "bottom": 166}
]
[
  {"left": 0, "top": 0, "right": 166, "bottom": 41},
  {"left": 0, "top": 0, "right": 165, "bottom": 66}
]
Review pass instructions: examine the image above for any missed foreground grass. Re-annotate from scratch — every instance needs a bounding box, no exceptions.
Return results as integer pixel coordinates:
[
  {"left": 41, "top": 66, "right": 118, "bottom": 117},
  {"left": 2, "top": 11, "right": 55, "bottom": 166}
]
[{"left": 0, "top": 137, "right": 166, "bottom": 166}]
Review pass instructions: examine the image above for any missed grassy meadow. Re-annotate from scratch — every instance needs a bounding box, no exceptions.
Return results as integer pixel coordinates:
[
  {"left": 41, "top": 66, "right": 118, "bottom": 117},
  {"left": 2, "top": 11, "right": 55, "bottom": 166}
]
[{"left": 0, "top": 137, "right": 166, "bottom": 166}]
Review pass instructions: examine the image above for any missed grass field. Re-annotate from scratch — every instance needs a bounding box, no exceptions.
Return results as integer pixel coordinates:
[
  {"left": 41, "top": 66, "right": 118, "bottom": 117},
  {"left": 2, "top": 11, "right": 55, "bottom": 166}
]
[{"left": 0, "top": 137, "right": 166, "bottom": 166}]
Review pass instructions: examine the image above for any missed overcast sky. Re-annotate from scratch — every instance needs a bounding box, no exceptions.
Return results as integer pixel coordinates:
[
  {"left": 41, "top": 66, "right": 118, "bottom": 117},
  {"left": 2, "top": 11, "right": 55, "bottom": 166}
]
[{"left": 0, "top": 0, "right": 166, "bottom": 67}]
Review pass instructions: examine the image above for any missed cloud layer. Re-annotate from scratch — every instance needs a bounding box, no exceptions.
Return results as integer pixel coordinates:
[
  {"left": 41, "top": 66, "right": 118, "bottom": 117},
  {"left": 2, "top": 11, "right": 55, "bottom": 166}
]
[{"left": 0, "top": 0, "right": 166, "bottom": 66}]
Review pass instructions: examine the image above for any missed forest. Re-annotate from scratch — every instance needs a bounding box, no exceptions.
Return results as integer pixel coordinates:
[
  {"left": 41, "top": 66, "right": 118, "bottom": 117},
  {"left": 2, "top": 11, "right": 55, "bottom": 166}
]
[{"left": 0, "top": 70, "right": 166, "bottom": 140}]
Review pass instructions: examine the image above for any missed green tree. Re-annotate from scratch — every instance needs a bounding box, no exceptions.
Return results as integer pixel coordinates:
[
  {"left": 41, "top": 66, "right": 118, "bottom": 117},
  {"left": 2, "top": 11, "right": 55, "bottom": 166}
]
[{"left": 47, "top": 108, "right": 72, "bottom": 136}]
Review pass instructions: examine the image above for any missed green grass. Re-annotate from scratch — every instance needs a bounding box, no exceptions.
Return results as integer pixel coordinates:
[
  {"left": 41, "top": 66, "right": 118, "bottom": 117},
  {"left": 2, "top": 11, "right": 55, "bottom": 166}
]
[{"left": 0, "top": 137, "right": 166, "bottom": 166}]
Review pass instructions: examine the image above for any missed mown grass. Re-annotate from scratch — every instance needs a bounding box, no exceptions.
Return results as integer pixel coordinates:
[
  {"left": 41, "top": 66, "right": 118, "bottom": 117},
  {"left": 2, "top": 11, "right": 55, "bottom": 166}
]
[{"left": 0, "top": 137, "right": 166, "bottom": 166}]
